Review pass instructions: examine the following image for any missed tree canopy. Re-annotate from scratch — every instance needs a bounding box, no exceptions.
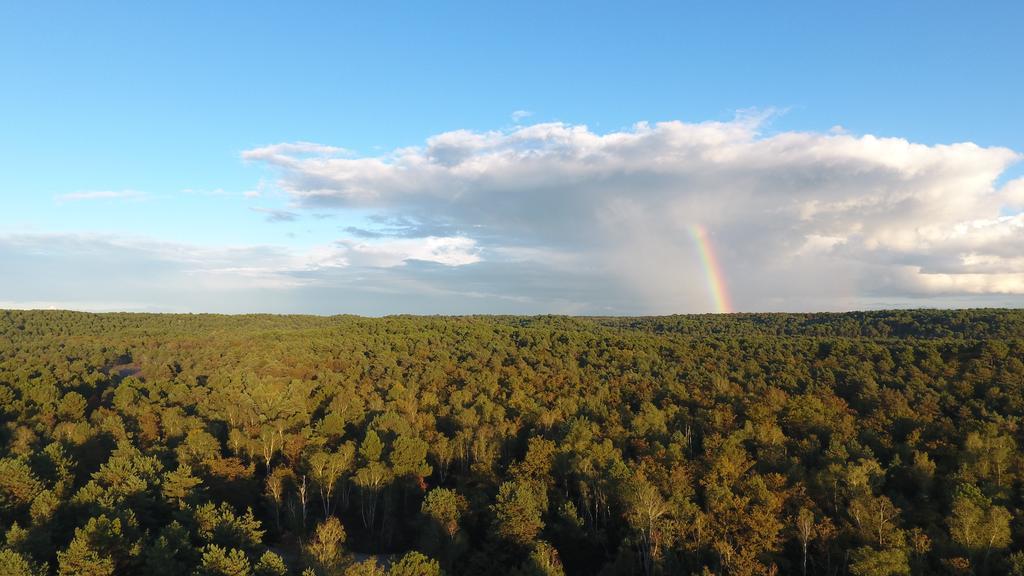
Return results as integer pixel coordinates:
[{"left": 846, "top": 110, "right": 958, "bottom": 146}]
[{"left": 1, "top": 308, "right": 1024, "bottom": 574}]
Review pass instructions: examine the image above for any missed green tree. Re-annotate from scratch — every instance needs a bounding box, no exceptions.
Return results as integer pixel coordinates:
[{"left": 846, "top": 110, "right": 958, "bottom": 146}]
[
  {"left": 624, "top": 471, "right": 671, "bottom": 576},
  {"left": 387, "top": 552, "right": 441, "bottom": 576},
  {"left": 141, "top": 522, "right": 195, "bottom": 576},
  {"left": 58, "top": 515, "right": 138, "bottom": 576},
  {"left": 0, "top": 549, "right": 45, "bottom": 576},
  {"left": 493, "top": 480, "right": 545, "bottom": 547},
  {"left": 0, "top": 459, "right": 43, "bottom": 520},
  {"left": 421, "top": 487, "right": 468, "bottom": 541},
  {"left": 162, "top": 464, "right": 202, "bottom": 508},
  {"left": 795, "top": 507, "right": 816, "bottom": 576},
  {"left": 198, "top": 545, "right": 252, "bottom": 576},
  {"left": 421, "top": 487, "right": 468, "bottom": 567},
  {"left": 354, "top": 431, "right": 391, "bottom": 531},
  {"left": 194, "top": 503, "right": 265, "bottom": 554},
  {"left": 848, "top": 546, "right": 910, "bottom": 576},
  {"left": 342, "top": 559, "right": 385, "bottom": 576},
  {"left": 521, "top": 541, "right": 566, "bottom": 576},
  {"left": 308, "top": 444, "right": 355, "bottom": 517},
  {"left": 947, "top": 484, "right": 1012, "bottom": 565},
  {"left": 305, "top": 517, "right": 347, "bottom": 575},
  {"left": 254, "top": 551, "right": 289, "bottom": 576},
  {"left": 389, "top": 435, "right": 432, "bottom": 481}
]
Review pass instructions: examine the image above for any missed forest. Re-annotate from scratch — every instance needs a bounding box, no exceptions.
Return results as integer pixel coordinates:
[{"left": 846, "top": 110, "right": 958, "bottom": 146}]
[{"left": 1, "top": 308, "right": 1024, "bottom": 576}]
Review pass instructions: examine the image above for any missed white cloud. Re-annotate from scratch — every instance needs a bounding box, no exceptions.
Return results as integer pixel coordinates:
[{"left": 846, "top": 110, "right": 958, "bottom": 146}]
[
  {"left": 904, "top": 270, "right": 1024, "bottom": 294},
  {"left": 511, "top": 110, "right": 533, "bottom": 122},
  {"left": 7, "top": 118, "right": 1024, "bottom": 315},
  {"left": 1004, "top": 177, "right": 1024, "bottom": 208},
  {"left": 56, "top": 190, "right": 146, "bottom": 203},
  {"left": 243, "top": 141, "right": 350, "bottom": 160},
  {"left": 239, "top": 119, "right": 1023, "bottom": 312},
  {"left": 250, "top": 207, "right": 300, "bottom": 223},
  {"left": 0, "top": 233, "right": 536, "bottom": 315},
  {"left": 0, "top": 300, "right": 158, "bottom": 312},
  {"left": 336, "top": 236, "right": 481, "bottom": 267},
  {"left": 0, "top": 232, "right": 479, "bottom": 290}
]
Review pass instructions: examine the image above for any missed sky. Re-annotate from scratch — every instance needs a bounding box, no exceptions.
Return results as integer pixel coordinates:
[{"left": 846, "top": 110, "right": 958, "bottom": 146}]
[{"left": 1, "top": 1, "right": 1023, "bottom": 315}]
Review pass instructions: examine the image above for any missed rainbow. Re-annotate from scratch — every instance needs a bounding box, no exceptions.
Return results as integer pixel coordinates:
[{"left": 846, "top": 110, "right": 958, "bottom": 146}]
[{"left": 688, "top": 224, "right": 733, "bottom": 313}]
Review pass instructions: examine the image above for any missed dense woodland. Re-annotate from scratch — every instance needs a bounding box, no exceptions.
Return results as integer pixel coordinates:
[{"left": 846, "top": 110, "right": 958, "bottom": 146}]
[{"left": 2, "top": 309, "right": 1024, "bottom": 576}]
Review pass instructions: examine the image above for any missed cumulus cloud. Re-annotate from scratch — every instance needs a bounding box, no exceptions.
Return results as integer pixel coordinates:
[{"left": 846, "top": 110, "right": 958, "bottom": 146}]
[
  {"left": 8, "top": 118, "right": 1023, "bottom": 315},
  {"left": 1004, "top": 177, "right": 1024, "bottom": 209},
  {"left": 239, "top": 119, "right": 1023, "bottom": 312}
]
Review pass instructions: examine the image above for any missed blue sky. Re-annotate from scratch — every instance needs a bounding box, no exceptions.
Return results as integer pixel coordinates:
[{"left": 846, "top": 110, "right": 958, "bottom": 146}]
[{"left": 1, "top": 1, "right": 1023, "bottom": 314}]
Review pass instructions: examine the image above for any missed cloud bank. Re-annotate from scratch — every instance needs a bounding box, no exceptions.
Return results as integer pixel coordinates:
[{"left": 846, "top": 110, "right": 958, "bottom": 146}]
[
  {"left": 0, "top": 233, "right": 489, "bottom": 314},
  {"left": 240, "top": 118, "right": 1024, "bottom": 312},
  {"left": 5, "top": 118, "right": 1023, "bottom": 314}
]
